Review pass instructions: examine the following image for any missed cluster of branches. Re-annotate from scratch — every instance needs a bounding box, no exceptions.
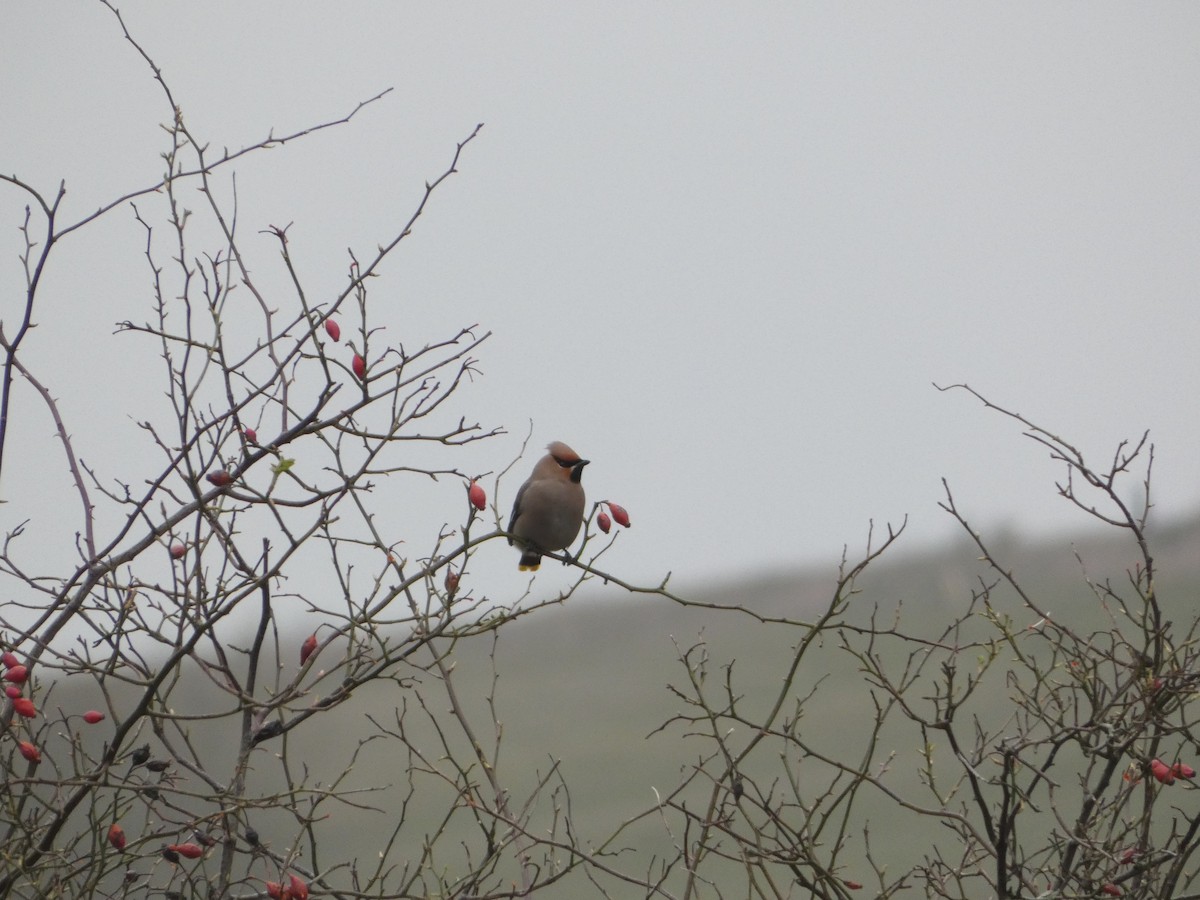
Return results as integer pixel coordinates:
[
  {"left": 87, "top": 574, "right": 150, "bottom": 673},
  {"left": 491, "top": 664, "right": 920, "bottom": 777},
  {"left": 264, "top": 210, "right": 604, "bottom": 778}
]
[
  {"left": 3, "top": 6, "right": 1196, "bottom": 899},
  {"left": 657, "top": 388, "right": 1199, "bottom": 899}
]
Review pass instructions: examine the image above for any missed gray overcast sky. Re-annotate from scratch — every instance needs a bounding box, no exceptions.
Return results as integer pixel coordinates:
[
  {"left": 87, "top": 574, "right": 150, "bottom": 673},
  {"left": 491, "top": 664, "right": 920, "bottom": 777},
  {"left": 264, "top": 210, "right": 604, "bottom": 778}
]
[{"left": 3, "top": 4, "right": 1198, "bottom": 596}]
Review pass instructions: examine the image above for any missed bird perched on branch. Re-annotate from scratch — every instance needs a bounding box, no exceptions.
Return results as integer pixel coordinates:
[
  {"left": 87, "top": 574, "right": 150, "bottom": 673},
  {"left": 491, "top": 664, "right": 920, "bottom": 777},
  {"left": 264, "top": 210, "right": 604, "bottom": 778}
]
[{"left": 508, "top": 441, "right": 589, "bottom": 571}]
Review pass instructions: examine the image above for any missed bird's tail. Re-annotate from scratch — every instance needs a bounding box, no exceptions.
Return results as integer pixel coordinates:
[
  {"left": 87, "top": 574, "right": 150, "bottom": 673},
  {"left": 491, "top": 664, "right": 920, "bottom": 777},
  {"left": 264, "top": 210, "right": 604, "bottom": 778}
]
[{"left": 518, "top": 549, "right": 542, "bottom": 571}]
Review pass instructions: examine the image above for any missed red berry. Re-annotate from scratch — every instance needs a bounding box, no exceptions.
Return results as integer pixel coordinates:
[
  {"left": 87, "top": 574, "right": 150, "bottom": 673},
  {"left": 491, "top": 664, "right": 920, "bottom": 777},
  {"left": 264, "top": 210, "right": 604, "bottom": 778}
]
[
  {"left": 3, "top": 665, "right": 28, "bottom": 684},
  {"left": 206, "top": 470, "right": 234, "bottom": 487},
  {"left": 300, "top": 633, "right": 318, "bottom": 666},
  {"left": 12, "top": 697, "right": 36, "bottom": 718},
  {"left": 108, "top": 823, "right": 127, "bottom": 851},
  {"left": 1151, "top": 759, "right": 1175, "bottom": 784},
  {"left": 607, "top": 502, "right": 631, "bottom": 528},
  {"left": 444, "top": 568, "right": 460, "bottom": 595},
  {"left": 169, "top": 541, "right": 186, "bottom": 560},
  {"left": 83, "top": 710, "right": 105, "bottom": 724},
  {"left": 5, "top": 685, "right": 20, "bottom": 699},
  {"left": 168, "top": 842, "right": 203, "bottom": 859},
  {"left": 18, "top": 740, "right": 40, "bottom": 763},
  {"left": 288, "top": 874, "right": 309, "bottom": 900},
  {"left": 842, "top": 880, "right": 864, "bottom": 890},
  {"left": 1172, "top": 762, "right": 1196, "bottom": 779},
  {"left": 264, "top": 883, "right": 284, "bottom": 900},
  {"left": 1101, "top": 883, "right": 1122, "bottom": 896},
  {"left": 324, "top": 318, "right": 341, "bottom": 342},
  {"left": 1, "top": 651, "right": 17, "bottom": 669},
  {"left": 597, "top": 511, "right": 612, "bottom": 534},
  {"left": 244, "top": 427, "right": 258, "bottom": 444},
  {"left": 352, "top": 353, "right": 367, "bottom": 380},
  {"left": 468, "top": 480, "right": 486, "bottom": 511}
]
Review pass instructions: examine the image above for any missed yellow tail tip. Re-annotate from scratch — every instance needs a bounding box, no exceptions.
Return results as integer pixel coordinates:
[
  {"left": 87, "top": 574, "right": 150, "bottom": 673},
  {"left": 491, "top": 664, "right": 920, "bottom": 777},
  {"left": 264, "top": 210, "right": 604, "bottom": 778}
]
[{"left": 518, "top": 563, "right": 540, "bottom": 572}]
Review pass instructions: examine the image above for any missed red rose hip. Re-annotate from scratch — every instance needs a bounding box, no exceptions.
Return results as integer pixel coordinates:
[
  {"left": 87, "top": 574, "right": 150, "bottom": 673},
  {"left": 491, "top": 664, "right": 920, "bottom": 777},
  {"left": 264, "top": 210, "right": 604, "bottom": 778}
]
[
  {"left": 12, "top": 697, "right": 36, "bottom": 718},
  {"left": 300, "top": 633, "right": 318, "bottom": 666},
  {"left": 169, "top": 842, "right": 204, "bottom": 859},
  {"left": 468, "top": 480, "right": 486, "bottom": 511},
  {"left": 289, "top": 874, "right": 309, "bottom": 900},
  {"left": 607, "top": 502, "right": 631, "bottom": 528},
  {"left": 206, "top": 470, "right": 234, "bottom": 487}
]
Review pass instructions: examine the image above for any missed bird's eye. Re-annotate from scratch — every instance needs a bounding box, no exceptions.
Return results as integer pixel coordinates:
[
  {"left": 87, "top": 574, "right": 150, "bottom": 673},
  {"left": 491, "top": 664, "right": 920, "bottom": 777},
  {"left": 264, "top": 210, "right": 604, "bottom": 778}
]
[{"left": 554, "top": 457, "right": 575, "bottom": 468}]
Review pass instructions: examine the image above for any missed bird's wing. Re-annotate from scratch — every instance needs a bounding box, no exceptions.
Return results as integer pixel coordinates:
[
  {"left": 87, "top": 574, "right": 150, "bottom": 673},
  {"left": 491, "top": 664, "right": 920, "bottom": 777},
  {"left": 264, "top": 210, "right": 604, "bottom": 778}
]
[{"left": 506, "top": 480, "right": 529, "bottom": 546}]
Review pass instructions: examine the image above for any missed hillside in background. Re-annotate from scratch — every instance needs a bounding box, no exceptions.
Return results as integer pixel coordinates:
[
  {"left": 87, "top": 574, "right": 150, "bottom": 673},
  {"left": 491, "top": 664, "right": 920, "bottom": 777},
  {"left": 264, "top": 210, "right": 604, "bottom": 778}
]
[{"left": 27, "top": 509, "right": 1200, "bottom": 895}]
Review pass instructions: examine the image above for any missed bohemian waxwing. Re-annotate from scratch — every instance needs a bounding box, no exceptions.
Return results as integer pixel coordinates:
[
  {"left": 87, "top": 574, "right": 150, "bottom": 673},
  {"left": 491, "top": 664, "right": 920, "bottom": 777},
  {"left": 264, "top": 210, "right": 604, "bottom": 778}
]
[{"left": 507, "top": 441, "right": 589, "bottom": 571}]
